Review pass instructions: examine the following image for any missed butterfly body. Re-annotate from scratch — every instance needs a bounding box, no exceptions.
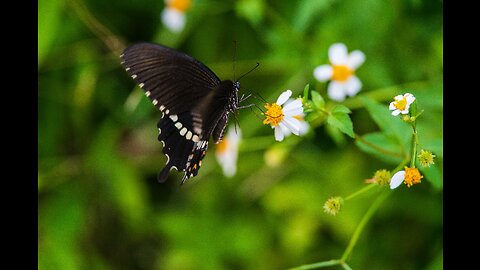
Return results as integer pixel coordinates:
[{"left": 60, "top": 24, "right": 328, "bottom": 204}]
[{"left": 120, "top": 42, "right": 240, "bottom": 184}]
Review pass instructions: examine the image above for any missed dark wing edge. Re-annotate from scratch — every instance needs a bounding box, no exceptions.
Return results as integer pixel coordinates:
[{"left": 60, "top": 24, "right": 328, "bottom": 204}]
[{"left": 120, "top": 42, "right": 222, "bottom": 115}]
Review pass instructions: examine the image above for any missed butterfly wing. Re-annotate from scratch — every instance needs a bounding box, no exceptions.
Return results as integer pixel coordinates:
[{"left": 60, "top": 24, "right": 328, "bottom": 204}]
[
  {"left": 120, "top": 42, "right": 232, "bottom": 183},
  {"left": 120, "top": 42, "right": 221, "bottom": 114}
]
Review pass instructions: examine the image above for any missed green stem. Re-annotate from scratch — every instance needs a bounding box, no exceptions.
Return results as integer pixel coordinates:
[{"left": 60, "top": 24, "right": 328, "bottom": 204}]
[
  {"left": 340, "top": 191, "right": 390, "bottom": 262},
  {"left": 287, "top": 259, "right": 342, "bottom": 270},
  {"left": 409, "top": 102, "right": 418, "bottom": 168},
  {"left": 344, "top": 184, "right": 378, "bottom": 201}
]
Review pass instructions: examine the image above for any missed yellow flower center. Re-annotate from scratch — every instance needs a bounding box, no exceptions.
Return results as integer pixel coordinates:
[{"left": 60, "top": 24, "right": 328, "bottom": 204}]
[
  {"left": 403, "top": 167, "right": 423, "bottom": 187},
  {"left": 394, "top": 97, "right": 408, "bottom": 111},
  {"left": 216, "top": 138, "right": 229, "bottom": 154},
  {"left": 168, "top": 0, "right": 191, "bottom": 12},
  {"left": 332, "top": 65, "right": 354, "bottom": 82},
  {"left": 263, "top": 103, "right": 284, "bottom": 127}
]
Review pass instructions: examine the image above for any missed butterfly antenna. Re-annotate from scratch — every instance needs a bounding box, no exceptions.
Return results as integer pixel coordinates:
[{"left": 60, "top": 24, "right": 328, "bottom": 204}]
[
  {"left": 237, "top": 62, "right": 260, "bottom": 82},
  {"left": 233, "top": 40, "right": 238, "bottom": 81}
]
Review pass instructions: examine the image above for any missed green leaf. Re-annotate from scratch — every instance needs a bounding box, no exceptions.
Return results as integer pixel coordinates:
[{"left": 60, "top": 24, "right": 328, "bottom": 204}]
[
  {"left": 327, "top": 106, "right": 354, "bottom": 138},
  {"left": 311, "top": 91, "right": 325, "bottom": 110},
  {"left": 38, "top": 0, "right": 64, "bottom": 67},
  {"left": 303, "top": 84, "right": 310, "bottom": 102},
  {"left": 355, "top": 132, "right": 405, "bottom": 164},
  {"left": 361, "top": 96, "right": 411, "bottom": 152},
  {"left": 419, "top": 163, "right": 442, "bottom": 190},
  {"left": 331, "top": 104, "right": 351, "bottom": 114}
]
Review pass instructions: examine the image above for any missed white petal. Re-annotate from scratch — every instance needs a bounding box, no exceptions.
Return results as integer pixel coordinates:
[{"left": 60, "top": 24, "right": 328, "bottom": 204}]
[
  {"left": 329, "top": 43, "right": 348, "bottom": 65},
  {"left": 390, "top": 170, "right": 405, "bottom": 189},
  {"left": 389, "top": 102, "right": 396, "bottom": 110},
  {"left": 346, "top": 50, "right": 365, "bottom": 70},
  {"left": 274, "top": 126, "right": 285, "bottom": 141},
  {"left": 282, "top": 99, "right": 303, "bottom": 117},
  {"left": 276, "top": 90, "right": 292, "bottom": 106},
  {"left": 344, "top": 76, "right": 362, "bottom": 97},
  {"left": 282, "top": 116, "right": 301, "bottom": 135},
  {"left": 400, "top": 108, "right": 410, "bottom": 114},
  {"left": 313, "top": 65, "right": 333, "bottom": 82},
  {"left": 405, "top": 94, "right": 416, "bottom": 104},
  {"left": 298, "top": 120, "right": 309, "bottom": 135},
  {"left": 391, "top": 109, "right": 401, "bottom": 116},
  {"left": 327, "top": 81, "right": 347, "bottom": 101},
  {"left": 161, "top": 8, "right": 185, "bottom": 33}
]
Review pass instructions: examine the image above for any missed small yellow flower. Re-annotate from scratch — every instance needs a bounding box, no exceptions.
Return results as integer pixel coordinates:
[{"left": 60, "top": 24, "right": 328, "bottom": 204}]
[
  {"left": 313, "top": 43, "right": 365, "bottom": 101},
  {"left": 404, "top": 167, "right": 423, "bottom": 187},
  {"left": 215, "top": 126, "right": 241, "bottom": 177},
  {"left": 161, "top": 0, "right": 192, "bottom": 33},
  {"left": 263, "top": 90, "right": 305, "bottom": 142},
  {"left": 372, "top": 169, "right": 391, "bottom": 186},
  {"left": 417, "top": 149, "right": 436, "bottom": 168},
  {"left": 323, "top": 196, "right": 343, "bottom": 216},
  {"left": 390, "top": 167, "right": 423, "bottom": 189},
  {"left": 389, "top": 93, "right": 416, "bottom": 116}
]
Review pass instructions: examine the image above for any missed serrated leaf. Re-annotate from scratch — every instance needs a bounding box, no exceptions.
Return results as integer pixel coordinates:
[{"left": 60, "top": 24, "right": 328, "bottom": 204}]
[
  {"left": 311, "top": 91, "right": 325, "bottom": 110},
  {"left": 303, "top": 84, "right": 310, "bottom": 101},
  {"left": 331, "top": 104, "right": 351, "bottom": 114},
  {"left": 327, "top": 109, "right": 354, "bottom": 138}
]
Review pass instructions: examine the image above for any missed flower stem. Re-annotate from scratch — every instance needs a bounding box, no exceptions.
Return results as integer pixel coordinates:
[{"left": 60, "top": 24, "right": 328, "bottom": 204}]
[
  {"left": 340, "top": 190, "right": 390, "bottom": 262},
  {"left": 287, "top": 259, "right": 342, "bottom": 270},
  {"left": 409, "top": 101, "right": 418, "bottom": 168},
  {"left": 344, "top": 184, "right": 378, "bottom": 201}
]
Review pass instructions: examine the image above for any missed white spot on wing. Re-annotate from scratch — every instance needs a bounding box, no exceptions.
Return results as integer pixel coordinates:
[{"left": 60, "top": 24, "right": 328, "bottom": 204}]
[
  {"left": 139, "top": 83, "right": 144, "bottom": 88},
  {"left": 159, "top": 105, "right": 165, "bottom": 111},
  {"left": 180, "top": 127, "right": 187, "bottom": 136},
  {"left": 192, "top": 135, "right": 200, "bottom": 142},
  {"left": 186, "top": 131, "right": 192, "bottom": 140},
  {"left": 152, "top": 99, "right": 158, "bottom": 105},
  {"left": 175, "top": 122, "right": 182, "bottom": 129},
  {"left": 169, "top": 114, "right": 178, "bottom": 122},
  {"left": 145, "top": 91, "right": 151, "bottom": 97},
  {"left": 132, "top": 74, "right": 137, "bottom": 79},
  {"left": 126, "top": 67, "right": 131, "bottom": 71}
]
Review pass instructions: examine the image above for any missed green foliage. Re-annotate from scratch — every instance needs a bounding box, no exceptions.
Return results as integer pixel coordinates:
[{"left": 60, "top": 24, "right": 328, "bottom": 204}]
[{"left": 38, "top": 0, "right": 442, "bottom": 269}]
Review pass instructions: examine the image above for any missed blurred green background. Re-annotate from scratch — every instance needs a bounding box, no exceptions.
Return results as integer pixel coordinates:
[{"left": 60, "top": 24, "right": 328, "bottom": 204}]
[{"left": 38, "top": 0, "right": 443, "bottom": 269}]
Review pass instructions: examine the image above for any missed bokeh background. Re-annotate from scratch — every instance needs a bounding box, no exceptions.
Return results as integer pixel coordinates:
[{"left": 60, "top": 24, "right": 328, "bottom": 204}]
[{"left": 38, "top": 0, "right": 443, "bottom": 269}]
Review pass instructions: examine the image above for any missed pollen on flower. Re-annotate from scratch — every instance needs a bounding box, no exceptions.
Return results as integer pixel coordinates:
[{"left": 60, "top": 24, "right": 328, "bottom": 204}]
[
  {"left": 263, "top": 103, "right": 284, "bottom": 127},
  {"left": 323, "top": 196, "right": 344, "bottom": 216},
  {"left": 393, "top": 96, "right": 408, "bottom": 110},
  {"left": 403, "top": 167, "right": 423, "bottom": 187},
  {"left": 332, "top": 65, "right": 354, "bottom": 82},
  {"left": 168, "top": 0, "right": 191, "bottom": 12}
]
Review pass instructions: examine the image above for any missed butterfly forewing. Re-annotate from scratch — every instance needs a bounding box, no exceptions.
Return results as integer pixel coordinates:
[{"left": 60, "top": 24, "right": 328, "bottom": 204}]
[
  {"left": 121, "top": 43, "right": 221, "bottom": 114},
  {"left": 120, "top": 42, "right": 239, "bottom": 184}
]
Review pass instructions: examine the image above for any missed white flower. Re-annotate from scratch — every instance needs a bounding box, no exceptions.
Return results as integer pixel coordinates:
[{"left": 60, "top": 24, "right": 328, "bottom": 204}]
[
  {"left": 215, "top": 126, "right": 241, "bottom": 177},
  {"left": 263, "top": 90, "right": 305, "bottom": 142},
  {"left": 313, "top": 43, "right": 365, "bottom": 101},
  {"left": 389, "top": 170, "right": 405, "bottom": 189},
  {"left": 389, "top": 93, "right": 416, "bottom": 116},
  {"left": 161, "top": 0, "right": 191, "bottom": 33}
]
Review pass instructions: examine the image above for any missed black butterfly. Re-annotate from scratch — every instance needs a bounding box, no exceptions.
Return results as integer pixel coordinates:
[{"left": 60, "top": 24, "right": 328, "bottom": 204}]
[{"left": 120, "top": 42, "right": 247, "bottom": 184}]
